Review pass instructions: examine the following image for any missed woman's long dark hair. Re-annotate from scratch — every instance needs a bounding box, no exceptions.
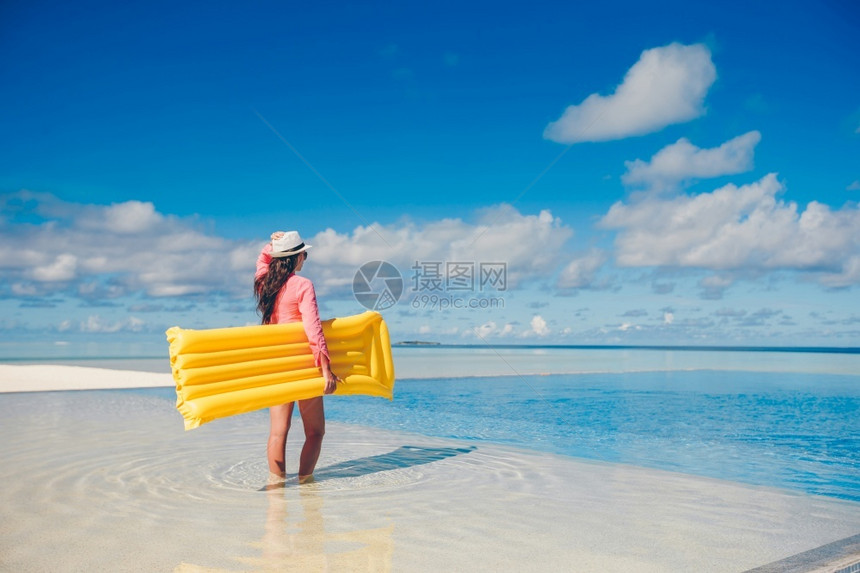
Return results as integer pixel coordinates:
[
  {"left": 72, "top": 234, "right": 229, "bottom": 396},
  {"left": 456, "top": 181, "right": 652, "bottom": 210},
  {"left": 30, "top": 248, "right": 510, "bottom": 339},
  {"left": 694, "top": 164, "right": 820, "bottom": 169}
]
[{"left": 254, "top": 253, "right": 301, "bottom": 325}]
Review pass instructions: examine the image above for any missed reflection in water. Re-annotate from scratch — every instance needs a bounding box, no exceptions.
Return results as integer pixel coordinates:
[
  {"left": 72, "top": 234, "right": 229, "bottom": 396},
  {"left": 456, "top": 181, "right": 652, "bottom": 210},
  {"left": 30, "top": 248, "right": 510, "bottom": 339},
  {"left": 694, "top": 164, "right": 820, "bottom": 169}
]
[
  {"left": 175, "top": 446, "right": 474, "bottom": 572},
  {"left": 245, "top": 446, "right": 476, "bottom": 569},
  {"left": 242, "top": 485, "right": 394, "bottom": 571}
]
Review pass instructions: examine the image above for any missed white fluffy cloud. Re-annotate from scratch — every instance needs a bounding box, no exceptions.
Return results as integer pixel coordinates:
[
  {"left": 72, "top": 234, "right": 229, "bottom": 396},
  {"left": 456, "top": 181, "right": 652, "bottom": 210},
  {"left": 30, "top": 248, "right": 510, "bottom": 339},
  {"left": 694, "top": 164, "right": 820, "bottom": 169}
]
[
  {"left": 305, "top": 204, "right": 573, "bottom": 294},
  {"left": 93, "top": 201, "right": 162, "bottom": 234},
  {"left": 30, "top": 253, "right": 78, "bottom": 282},
  {"left": 543, "top": 43, "right": 716, "bottom": 144},
  {"left": 80, "top": 315, "right": 145, "bottom": 333},
  {"left": 556, "top": 248, "right": 607, "bottom": 289},
  {"left": 472, "top": 321, "right": 515, "bottom": 339},
  {"left": 530, "top": 314, "right": 549, "bottom": 336},
  {"left": 600, "top": 173, "right": 860, "bottom": 286},
  {"left": 622, "top": 131, "right": 761, "bottom": 190},
  {"left": 0, "top": 191, "right": 260, "bottom": 300},
  {"left": 0, "top": 192, "right": 574, "bottom": 303}
]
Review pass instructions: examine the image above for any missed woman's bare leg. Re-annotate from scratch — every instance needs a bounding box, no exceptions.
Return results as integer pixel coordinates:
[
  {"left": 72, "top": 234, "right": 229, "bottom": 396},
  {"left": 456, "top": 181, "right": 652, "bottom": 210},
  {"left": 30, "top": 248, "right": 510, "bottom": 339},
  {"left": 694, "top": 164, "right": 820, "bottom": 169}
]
[
  {"left": 267, "top": 402, "right": 295, "bottom": 476},
  {"left": 297, "top": 397, "right": 325, "bottom": 482}
]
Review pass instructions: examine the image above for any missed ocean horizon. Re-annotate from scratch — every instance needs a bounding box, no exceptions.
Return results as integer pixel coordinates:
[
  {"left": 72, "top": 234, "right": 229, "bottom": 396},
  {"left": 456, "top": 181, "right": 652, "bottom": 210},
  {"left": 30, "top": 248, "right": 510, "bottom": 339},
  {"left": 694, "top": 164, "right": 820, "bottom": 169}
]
[
  {"left": 4, "top": 343, "right": 859, "bottom": 378},
  {"left": 3, "top": 341, "right": 859, "bottom": 361},
  {"left": 394, "top": 342, "right": 860, "bottom": 352}
]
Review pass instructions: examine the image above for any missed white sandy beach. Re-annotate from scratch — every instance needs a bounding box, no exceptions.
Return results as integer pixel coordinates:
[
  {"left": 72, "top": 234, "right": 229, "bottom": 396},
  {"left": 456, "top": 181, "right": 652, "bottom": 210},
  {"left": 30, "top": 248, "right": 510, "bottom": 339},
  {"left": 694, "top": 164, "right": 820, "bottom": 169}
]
[
  {"left": 1, "top": 363, "right": 859, "bottom": 571},
  {"left": 0, "top": 363, "right": 175, "bottom": 392}
]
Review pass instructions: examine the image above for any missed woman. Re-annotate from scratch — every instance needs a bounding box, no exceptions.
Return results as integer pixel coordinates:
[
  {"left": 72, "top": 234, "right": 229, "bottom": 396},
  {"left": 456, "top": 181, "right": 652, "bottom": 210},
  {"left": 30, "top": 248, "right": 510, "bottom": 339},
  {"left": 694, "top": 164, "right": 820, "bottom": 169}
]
[{"left": 254, "top": 230, "right": 339, "bottom": 484}]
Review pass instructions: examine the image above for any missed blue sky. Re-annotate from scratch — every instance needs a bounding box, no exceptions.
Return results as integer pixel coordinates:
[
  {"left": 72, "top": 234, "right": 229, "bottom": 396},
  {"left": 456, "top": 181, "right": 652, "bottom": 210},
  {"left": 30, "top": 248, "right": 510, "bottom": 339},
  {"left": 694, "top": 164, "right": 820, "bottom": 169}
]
[{"left": 1, "top": 0, "right": 859, "bottom": 357}]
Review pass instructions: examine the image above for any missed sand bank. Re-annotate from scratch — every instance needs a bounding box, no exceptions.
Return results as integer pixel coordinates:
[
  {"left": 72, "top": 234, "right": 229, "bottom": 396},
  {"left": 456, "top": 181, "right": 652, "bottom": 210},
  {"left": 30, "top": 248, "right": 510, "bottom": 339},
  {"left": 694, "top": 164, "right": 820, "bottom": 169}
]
[
  {"left": 1, "top": 389, "right": 859, "bottom": 572},
  {"left": 0, "top": 363, "right": 174, "bottom": 392},
  {"left": 0, "top": 355, "right": 561, "bottom": 393}
]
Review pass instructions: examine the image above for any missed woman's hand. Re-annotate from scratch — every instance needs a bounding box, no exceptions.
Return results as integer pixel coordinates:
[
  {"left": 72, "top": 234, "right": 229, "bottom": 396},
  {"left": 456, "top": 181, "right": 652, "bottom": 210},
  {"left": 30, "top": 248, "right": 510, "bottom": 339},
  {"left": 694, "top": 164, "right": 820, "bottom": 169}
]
[
  {"left": 324, "top": 374, "right": 339, "bottom": 395},
  {"left": 320, "top": 356, "right": 339, "bottom": 395},
  {"left": 270, "top": 231, "right": 285, "bottom": 241}
]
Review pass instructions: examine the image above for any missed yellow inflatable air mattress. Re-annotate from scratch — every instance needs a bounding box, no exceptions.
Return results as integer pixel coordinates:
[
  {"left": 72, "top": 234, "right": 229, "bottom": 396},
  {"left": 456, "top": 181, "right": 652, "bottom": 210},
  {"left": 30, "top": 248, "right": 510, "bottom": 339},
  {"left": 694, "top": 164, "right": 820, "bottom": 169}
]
[{"left": 166, "top": 311, "right": 395, "bottom": 430}]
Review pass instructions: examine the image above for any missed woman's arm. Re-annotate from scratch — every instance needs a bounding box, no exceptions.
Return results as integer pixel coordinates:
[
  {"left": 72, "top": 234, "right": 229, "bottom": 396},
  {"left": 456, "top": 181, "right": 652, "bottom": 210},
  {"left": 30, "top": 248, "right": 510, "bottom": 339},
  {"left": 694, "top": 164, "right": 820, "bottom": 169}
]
[
  {"left": 255, "top": 243, "right": 273, "bottom": 281},
  {"left": 255, "top": 232, "right": 284, "bottom": 280},
  {"left": 296, "top": 278, "right": 339, "bottom": 394}
]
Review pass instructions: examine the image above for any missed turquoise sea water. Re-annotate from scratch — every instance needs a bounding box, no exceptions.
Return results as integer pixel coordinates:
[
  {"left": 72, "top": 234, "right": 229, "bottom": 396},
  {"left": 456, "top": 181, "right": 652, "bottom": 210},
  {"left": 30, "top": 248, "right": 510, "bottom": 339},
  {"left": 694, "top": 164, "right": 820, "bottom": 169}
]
[
  {"left": 7, "top": 346, "right": 860, "bottom": 501},
  {"left": 320, "top": 370, "right": 859, "bottom": 501}
]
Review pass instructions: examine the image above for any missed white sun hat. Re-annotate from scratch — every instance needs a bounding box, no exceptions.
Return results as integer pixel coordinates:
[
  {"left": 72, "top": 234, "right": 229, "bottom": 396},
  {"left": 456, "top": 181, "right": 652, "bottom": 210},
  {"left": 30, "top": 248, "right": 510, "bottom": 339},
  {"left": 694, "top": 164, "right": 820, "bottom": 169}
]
[{"left": 271, "top": 231, "right": 312, "bottom": 258}]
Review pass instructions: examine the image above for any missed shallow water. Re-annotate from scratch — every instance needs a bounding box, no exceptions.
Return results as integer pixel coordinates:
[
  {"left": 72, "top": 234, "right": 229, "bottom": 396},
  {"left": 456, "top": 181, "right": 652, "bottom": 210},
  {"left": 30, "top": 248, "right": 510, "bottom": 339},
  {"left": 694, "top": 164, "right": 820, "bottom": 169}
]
[
  {"left": 2, "top": 389, "right": 859, "bottom": 572},
  {"left": 6, "top": 348, "right": 858, "bottom": 501},
  {"left": 48, "top": 363, "right": 857, "bottom": 502}
]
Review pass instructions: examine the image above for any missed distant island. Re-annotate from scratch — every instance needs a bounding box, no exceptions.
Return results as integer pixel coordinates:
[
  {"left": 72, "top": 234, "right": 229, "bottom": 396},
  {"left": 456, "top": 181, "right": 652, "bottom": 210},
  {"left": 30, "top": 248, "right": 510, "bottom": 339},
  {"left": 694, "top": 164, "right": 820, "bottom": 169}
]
[{"left": 394, "top": 340, "right": 442, "bottom": 346}]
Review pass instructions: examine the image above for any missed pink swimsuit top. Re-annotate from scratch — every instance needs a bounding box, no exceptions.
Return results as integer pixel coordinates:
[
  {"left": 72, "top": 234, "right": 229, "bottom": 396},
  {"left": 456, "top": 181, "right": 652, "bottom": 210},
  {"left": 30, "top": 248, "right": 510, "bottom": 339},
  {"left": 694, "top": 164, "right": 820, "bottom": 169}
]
[{"left": 256, "top": 244, "right": 330, "bottom": 367}]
